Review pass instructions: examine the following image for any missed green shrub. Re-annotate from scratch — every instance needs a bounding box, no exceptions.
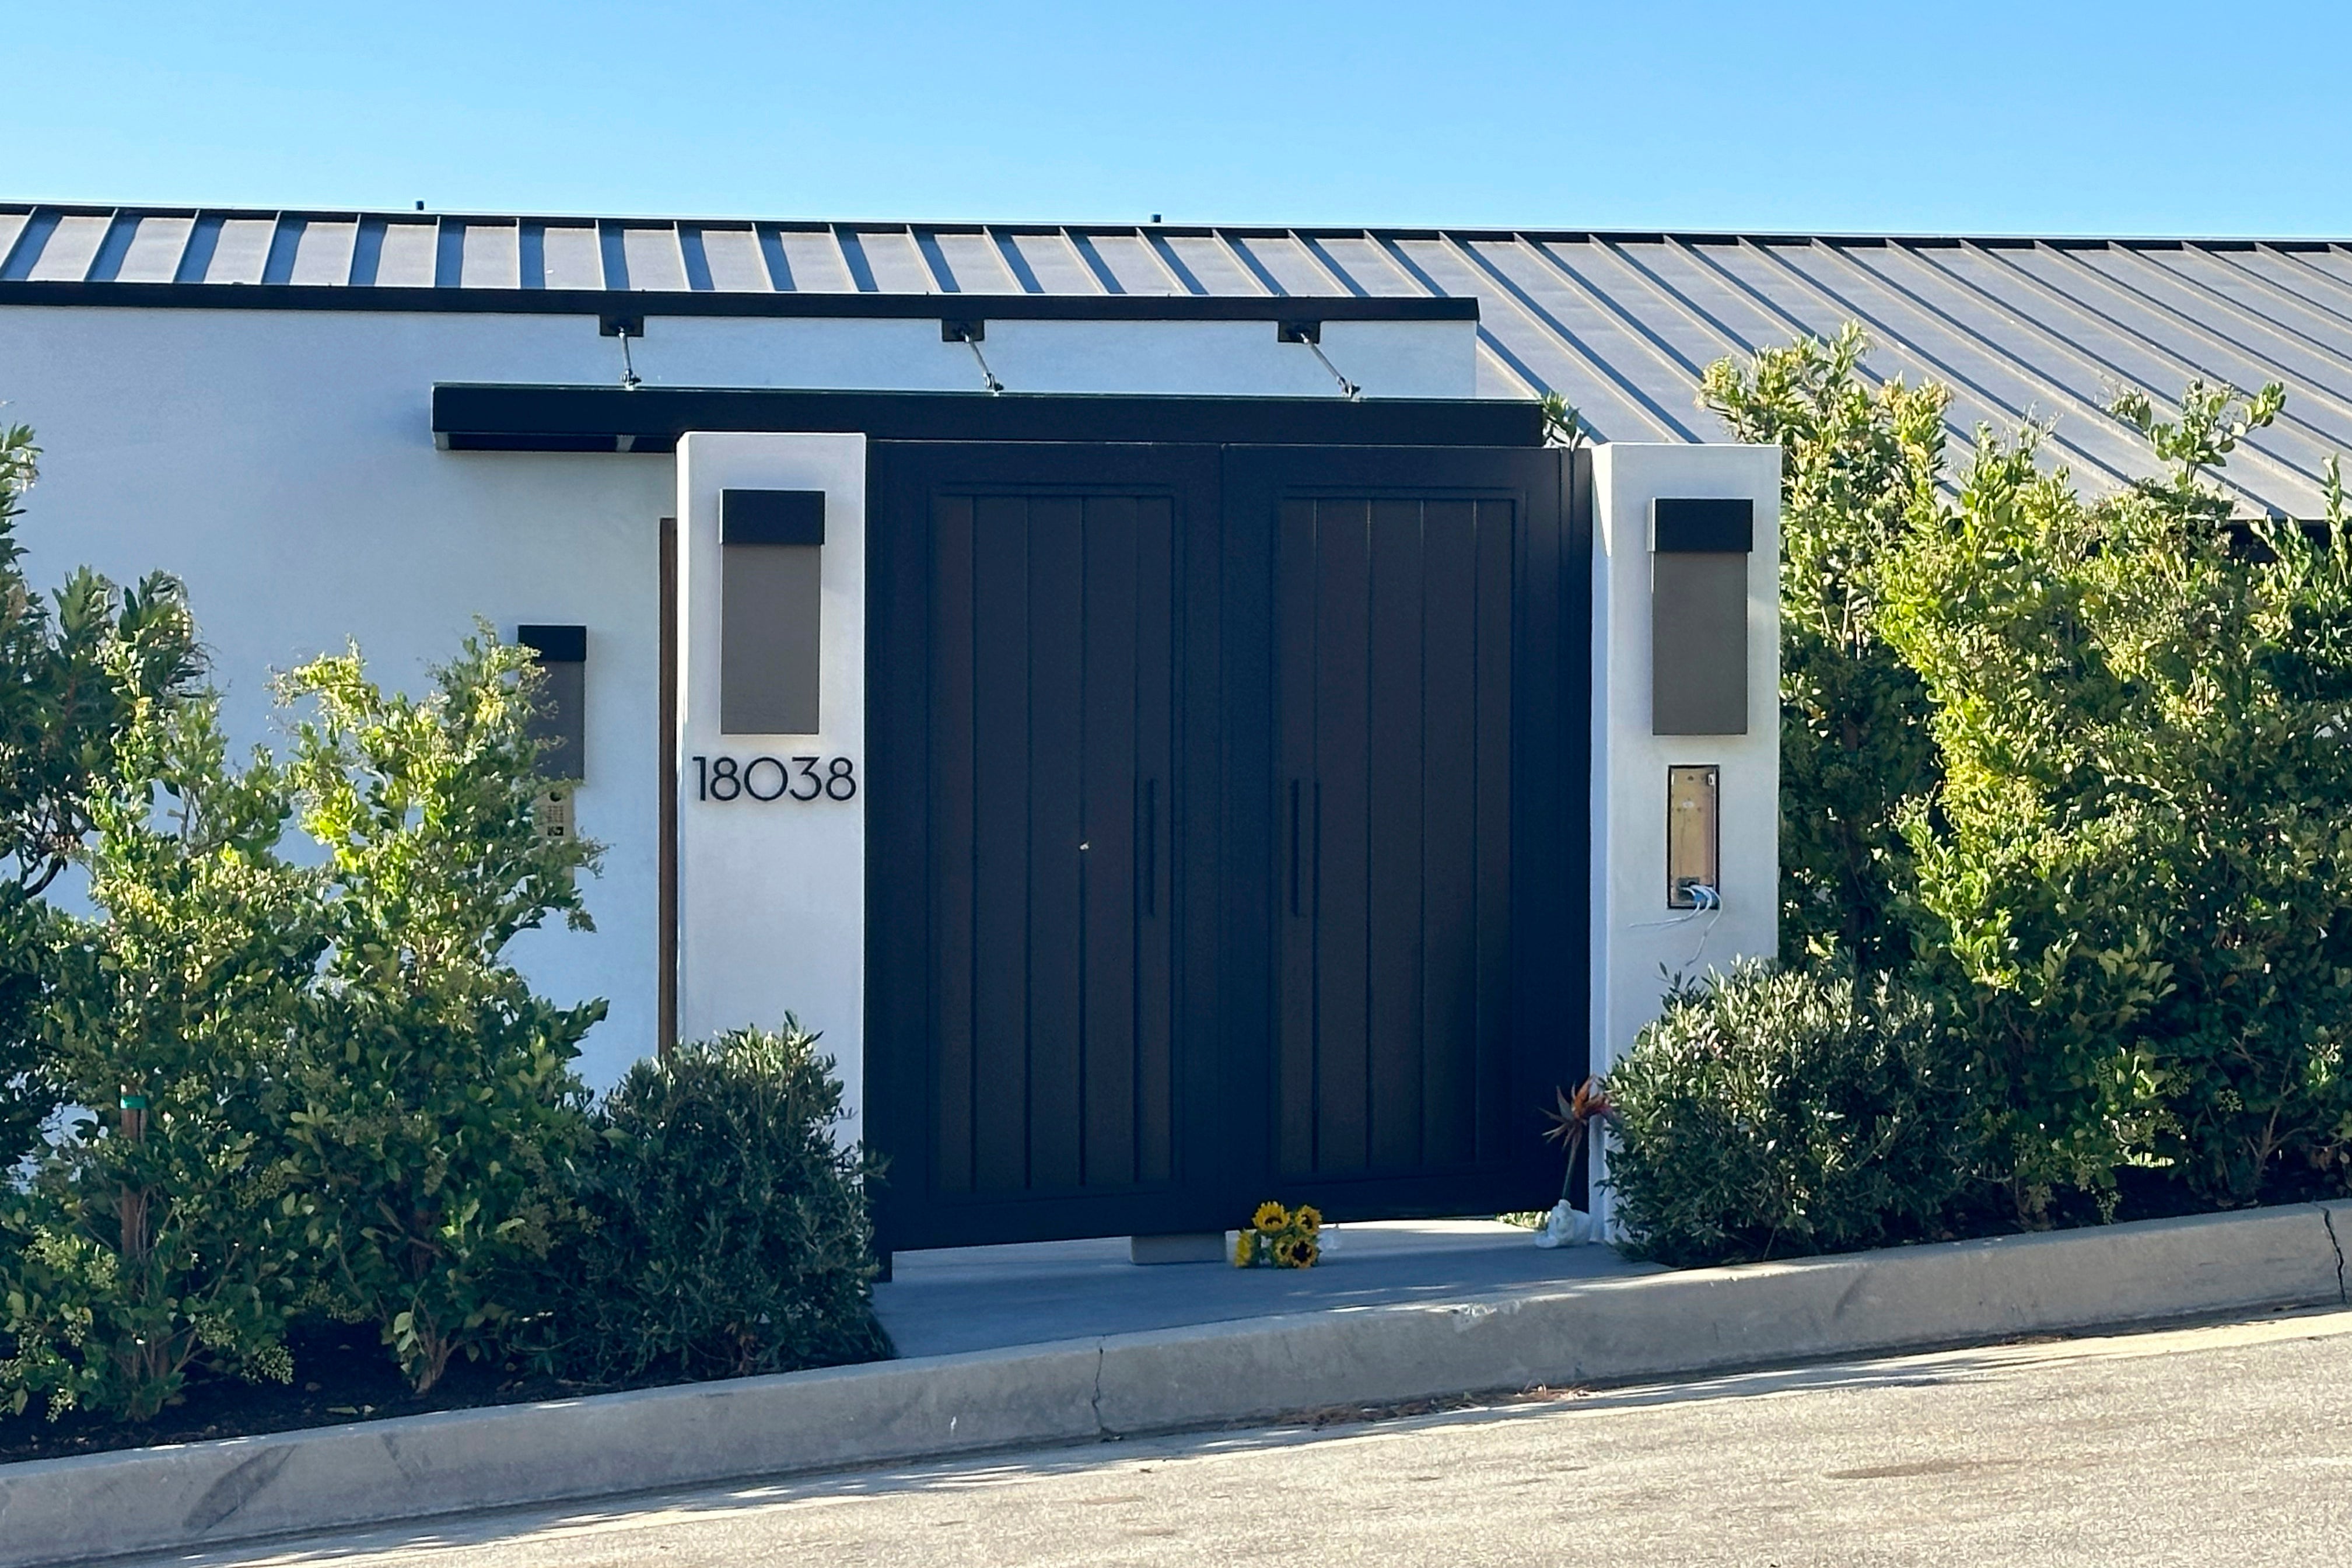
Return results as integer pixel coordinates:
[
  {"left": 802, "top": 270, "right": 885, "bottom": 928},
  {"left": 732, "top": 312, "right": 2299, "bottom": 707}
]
[
  {"left": 270, "top": 633, "right": 604, "bottom": 1394},
  {"left": 1882, "top": 384, "right": 2352, "bottom": 1212},
  {"left": 1702, "top": 327, "right": 1947, "bottom": 974},
  {"left": 0, "top": 424, "right": 205, "bottom": 1165},
  {"left": 1605, "top": 962, "right": 1979, "bottom": 1268},
  {"left": 1706, "top": 328, "right": 2352, "bottom": 1219},
  {"left": 538, "top": 1023, "right": 890, "bottom": 1387},
  {"left": 1, "top": 694, "right": 319, "bottom": 1422}
]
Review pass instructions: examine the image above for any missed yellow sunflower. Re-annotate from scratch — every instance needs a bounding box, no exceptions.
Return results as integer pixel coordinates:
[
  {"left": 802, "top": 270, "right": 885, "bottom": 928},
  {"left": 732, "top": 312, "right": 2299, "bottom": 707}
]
[
  {"left": 1274, "top": 1234, "right": 1320, "bottom": 1269},
  {"left": 1232, "top": 1231, "right": 1259, "bottom": 1268},
  {"left": 1292, "top": 1205, "right": 1323, "bottom": 1235},
  {"left": 1252, "top": 1201, "right": 1289, "bottom": 1236}
]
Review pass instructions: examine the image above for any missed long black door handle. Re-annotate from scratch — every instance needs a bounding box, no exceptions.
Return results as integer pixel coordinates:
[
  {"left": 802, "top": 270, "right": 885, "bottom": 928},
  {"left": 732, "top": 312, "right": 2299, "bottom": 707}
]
[
  {"left": 1142, "top": 779, "right": 1158, "bottom": 918},
  {"left": 1288, "top": 780, "right": 1302, "bottom": 916}
]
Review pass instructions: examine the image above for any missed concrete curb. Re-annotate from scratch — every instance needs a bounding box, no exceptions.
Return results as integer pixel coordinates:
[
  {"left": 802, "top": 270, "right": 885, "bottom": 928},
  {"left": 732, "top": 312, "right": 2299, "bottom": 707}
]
[{"left": 2, "top": 1200, "right": 2346, "bottom": 1568}]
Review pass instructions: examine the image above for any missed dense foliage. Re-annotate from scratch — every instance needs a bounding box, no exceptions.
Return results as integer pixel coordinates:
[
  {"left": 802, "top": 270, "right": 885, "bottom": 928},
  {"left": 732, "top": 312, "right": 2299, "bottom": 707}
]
[
  {"left": 0, "top": 427, "right": 204, "bottom": 1164},
  {"left": 536, "top": 1024, "right": 889, "bottom": 1387},
  {"left": 1618, "top": 332, "right": 2352, "bottom": 1265},
  {"left": 1, "top": 697, "right": 317, "bottom": 1420},
  {"left": 1, "top": 631, "right": 601, "bottom": 1418},
  {"left": 1, "top": 624, "right": 890, "bottom": 1424},
  {"left": 0, "top": 438, "right": 890, "bottom": 1427},
  {"left": 1885, "top": 384, "right": 2352, "bottom": 1216},
  {"left": 1702, "top": 327, "right": 1944, "bottom": 971},
  {"left": 270, "top": 637, "right": 604, "bottom": 1393},
  {"left": 1605, "top": 963, "right": 1976, "bottom": 1267}
]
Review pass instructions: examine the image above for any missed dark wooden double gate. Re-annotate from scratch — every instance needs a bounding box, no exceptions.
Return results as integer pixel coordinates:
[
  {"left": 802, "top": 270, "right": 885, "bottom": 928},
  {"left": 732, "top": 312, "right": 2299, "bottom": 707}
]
[{"left": 867, "top": 440, "right": 1587, "bottom": 1252}]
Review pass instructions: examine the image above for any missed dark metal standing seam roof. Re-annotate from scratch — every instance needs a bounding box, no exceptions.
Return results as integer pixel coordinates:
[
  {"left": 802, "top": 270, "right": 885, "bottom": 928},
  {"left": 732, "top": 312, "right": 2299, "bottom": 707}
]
[{"left": 7, "top": 204, "right": 2352, "bottom": 515}]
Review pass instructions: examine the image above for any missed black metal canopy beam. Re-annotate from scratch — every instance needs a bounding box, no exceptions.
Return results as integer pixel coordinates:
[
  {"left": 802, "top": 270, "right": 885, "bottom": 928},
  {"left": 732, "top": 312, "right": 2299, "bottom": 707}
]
[{"left": 430, "top": 384, "right": 1547, "bottom": 453}]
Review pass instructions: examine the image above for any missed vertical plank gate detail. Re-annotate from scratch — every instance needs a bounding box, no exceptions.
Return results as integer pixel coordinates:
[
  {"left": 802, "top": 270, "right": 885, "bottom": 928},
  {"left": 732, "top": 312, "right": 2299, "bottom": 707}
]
[
  {"left": 1275, "top": 495, "right": 1517, "bottom": 1181},
  {"left": 925, "top": 487, "right": 1180, "bottom": 1201},
  {"left": 868, "top": 440, "right": 1580, "bottom": 1252}
]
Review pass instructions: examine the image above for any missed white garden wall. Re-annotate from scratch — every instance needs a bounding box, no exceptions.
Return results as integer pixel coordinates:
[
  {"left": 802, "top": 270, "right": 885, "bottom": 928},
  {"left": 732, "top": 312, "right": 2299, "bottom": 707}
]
[{"left": 0, "top": 302, "right": 1475, "bottom": 1087}]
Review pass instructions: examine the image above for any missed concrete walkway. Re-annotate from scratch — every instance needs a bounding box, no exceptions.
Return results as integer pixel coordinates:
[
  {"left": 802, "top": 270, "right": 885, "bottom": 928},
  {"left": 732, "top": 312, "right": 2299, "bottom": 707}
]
[{"left": 872, "top": 1219, "right": 1657, "bottom": 1357}]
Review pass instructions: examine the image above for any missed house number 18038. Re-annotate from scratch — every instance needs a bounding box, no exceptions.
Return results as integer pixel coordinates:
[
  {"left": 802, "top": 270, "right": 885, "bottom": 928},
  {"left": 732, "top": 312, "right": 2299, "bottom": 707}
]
[{"left": 692, "top": 754, "right": 858, "bottom": 803}]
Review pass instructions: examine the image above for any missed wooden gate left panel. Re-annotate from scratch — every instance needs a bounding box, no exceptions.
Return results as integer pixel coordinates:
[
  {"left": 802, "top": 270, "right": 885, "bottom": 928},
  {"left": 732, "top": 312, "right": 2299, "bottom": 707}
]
[{"left": 926, "top": 491, "right": 1178, "bottom": 1200}]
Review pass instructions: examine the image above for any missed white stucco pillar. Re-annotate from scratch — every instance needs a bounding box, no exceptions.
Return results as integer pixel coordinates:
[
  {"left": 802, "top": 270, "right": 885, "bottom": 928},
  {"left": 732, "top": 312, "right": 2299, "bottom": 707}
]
[
  {"left": 674, "top": 432, "right": 870, "bottom": 1137},
  {"left": 1587, "top": 441, "right": 1782, "bottom": 1230}
]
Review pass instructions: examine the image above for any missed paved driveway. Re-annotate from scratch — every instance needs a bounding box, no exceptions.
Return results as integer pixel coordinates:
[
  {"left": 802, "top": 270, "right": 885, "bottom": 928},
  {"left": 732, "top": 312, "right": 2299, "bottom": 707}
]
[{"left": 152, "top": 1308, "right": 2352, "bottom": 1568}]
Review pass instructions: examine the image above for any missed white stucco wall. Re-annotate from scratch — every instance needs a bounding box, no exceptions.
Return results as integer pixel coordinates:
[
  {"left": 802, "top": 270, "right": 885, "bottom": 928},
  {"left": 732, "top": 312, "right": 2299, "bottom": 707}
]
[
  {"left": 0, "top": 302, "right": 1476, "bottom": 1087},
  {"left": 1588, "top": 442, "right": 1782, "bottom": 1227}
]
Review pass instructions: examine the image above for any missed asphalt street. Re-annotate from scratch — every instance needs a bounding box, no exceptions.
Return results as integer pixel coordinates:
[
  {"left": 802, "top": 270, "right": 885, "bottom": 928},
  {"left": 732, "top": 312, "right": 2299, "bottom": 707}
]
[{"left": 154, "top": 1307, "right": 2352, "bottom": 1568}]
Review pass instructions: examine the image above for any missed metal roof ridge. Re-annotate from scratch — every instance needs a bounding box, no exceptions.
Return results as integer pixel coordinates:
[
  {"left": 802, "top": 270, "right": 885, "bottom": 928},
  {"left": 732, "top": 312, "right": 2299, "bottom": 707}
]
[{"left": 4, "top": 201, "right": 2351, "bottom": 250}]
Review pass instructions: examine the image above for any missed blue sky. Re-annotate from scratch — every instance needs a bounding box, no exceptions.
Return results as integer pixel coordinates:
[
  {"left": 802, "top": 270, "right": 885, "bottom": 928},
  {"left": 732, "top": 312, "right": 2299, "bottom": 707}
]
[{"left": 17, "top": 1, "right": 2352, "bottom": 235}]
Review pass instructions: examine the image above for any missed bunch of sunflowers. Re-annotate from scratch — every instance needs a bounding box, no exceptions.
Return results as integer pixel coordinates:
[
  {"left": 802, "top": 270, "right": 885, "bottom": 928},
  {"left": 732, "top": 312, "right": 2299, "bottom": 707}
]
[{"left": 1233, "top": 1200, "right": 1322, "bottom": 1268}]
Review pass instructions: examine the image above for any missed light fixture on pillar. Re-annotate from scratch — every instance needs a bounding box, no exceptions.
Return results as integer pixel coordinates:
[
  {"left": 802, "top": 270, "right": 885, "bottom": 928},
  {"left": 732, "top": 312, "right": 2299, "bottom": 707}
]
[
  {"left": 1649, "top": 498, "right": 1754, "bottom": 736},
  {"left": 516, "top": 624, "right": 587, "bottom": 844}
]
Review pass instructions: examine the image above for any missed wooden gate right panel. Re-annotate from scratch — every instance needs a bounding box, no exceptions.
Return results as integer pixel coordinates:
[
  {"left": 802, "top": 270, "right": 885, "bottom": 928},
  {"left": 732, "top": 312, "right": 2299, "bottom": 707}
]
[{"left": 1274, "top": 494, "right": 1518, "bottom": 1182}]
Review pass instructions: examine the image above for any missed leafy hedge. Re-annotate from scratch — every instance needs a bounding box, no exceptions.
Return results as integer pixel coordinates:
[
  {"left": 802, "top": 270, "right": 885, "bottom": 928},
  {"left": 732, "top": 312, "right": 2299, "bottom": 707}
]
[
  {"left": 1606, "top": 963, "right": 1976, "bottom": 1267},
  {"left": 0, "top": 430, "right": 887, "bottom": 1426},
  {"left": 1614, "top": 333, "right": 2352, "bottom": 1266},
  {"left": 534, "top": 1024, "right": 891, "bottom": 1385},
  {"left": 1702, "top": 326, "right": 1944, "bottom": 972}
]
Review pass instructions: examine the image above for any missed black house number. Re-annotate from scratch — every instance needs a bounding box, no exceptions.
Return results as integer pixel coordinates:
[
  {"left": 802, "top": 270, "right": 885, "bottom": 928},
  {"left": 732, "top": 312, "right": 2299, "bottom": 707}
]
[{"left": 692, "top": 754, "right": 858, "bottom": 803}]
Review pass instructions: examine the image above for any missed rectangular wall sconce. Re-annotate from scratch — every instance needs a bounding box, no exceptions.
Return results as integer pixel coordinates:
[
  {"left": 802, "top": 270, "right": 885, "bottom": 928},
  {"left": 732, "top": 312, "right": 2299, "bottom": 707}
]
[
  {"left": 721, "top": 488, "right": 824, "bottom": 735},
  {"left": 516, "top": 623, "right": 586, "bottom": 782},
  {"left": 1651, "top": 498, "right": 1753, "bottom": 736},
  {"left": 1667, "top": 764, "right": 1720, "bottom": 909}
]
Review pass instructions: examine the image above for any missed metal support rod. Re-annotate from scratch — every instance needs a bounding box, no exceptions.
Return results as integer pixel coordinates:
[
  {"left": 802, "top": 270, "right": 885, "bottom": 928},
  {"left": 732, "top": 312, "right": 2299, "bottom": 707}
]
[
  {"left": 1280, "top": 322, "right": 1361, "bottom": 399},
  {"left": 957, "top": 332, "right": 1004, "bottom": 394},
  {"left": 1306, "top": 337, "right": 1360, "bottom": 399}
]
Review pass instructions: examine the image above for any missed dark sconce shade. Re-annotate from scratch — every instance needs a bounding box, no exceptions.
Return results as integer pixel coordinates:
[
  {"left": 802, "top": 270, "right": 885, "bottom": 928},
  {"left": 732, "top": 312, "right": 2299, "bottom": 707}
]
[
  {"left": 721, "top": 489, "right": 825, "bottom": 735},
  {"left": 722, "top": 487, "right": 827, "bottom": 547},
  {"left": 1650, "top": 499, "right": 1752, "bottom": 737},
  {"left": 1650, "top": 496, "right": 1753, "bottom": 553},
  {"left": 516, "top": 624, "right": 587, "bottom": 780}
]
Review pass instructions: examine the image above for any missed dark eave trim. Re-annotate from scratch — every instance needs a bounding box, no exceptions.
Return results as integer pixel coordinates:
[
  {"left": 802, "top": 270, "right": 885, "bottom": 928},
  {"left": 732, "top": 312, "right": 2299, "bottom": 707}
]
[
  {"left": 0, "top": 279, "right": 1478, "bottom": 324},
  {"left": 432, "top": 384, "right": 1545, "bottom": 453}
]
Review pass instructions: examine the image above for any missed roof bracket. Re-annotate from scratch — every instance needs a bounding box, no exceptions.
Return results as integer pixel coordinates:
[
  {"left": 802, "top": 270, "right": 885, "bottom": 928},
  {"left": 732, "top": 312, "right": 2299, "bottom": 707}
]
[
  {"left": 942, "top": 318, "right": 1004, "bottom": 395},
  {"left": 1279, "top": 320, "right": 1360, "bottom": 400}
]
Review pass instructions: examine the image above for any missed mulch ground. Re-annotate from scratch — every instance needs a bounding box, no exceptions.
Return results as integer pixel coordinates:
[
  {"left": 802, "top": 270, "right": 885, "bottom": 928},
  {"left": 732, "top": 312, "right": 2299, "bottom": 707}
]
[{"left": 0, "top": 1322, "right": 597, "bottom": 1465}]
